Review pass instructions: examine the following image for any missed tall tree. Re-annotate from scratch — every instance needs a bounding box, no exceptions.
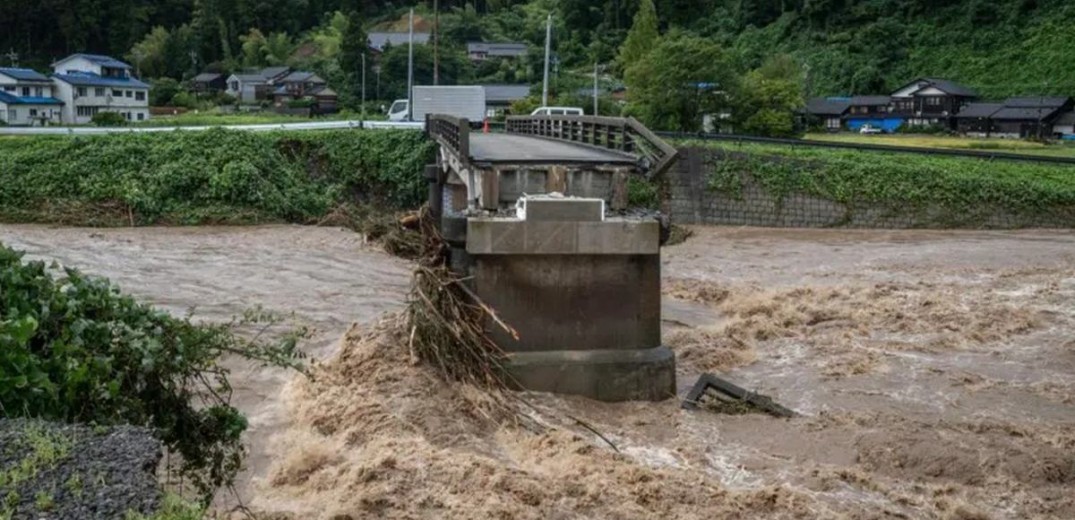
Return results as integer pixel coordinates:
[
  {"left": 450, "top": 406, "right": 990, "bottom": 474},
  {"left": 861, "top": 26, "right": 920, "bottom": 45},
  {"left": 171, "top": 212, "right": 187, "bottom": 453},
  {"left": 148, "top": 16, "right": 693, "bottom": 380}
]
[
  {"left": 616, "top": 0, "right": 658, "bottom": 71},
  {"left": 338, "top": 10, "right": 370, "bottom": 101}
]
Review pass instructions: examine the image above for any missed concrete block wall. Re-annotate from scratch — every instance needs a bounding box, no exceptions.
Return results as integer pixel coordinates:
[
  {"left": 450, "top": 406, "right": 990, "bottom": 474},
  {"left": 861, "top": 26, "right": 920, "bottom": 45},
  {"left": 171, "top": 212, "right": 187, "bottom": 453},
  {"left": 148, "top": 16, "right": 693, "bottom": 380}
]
[{"left": 667, "top": 147, "right": 1073, "bottom": 229}]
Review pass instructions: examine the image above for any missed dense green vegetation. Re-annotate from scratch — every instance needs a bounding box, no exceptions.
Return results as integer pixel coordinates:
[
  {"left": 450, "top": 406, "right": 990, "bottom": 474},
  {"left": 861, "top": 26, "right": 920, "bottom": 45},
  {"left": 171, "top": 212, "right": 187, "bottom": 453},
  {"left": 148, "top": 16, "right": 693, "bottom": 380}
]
[
  {"left": 686, "top": 139, "right": 1075, "bottom": 223},
  {"left": 0, "top": 244, "right": 305, "bottom": 498},
  {"left": 0, "top": 129, "right": 435, "bottom": 226}
]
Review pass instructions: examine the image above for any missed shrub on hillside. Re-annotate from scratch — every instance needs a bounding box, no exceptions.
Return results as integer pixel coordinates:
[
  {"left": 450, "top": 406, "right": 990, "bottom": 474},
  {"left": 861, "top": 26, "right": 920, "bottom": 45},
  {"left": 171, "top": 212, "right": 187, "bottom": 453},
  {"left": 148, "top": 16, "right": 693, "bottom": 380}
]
[{"left": 0, "top": 244, "right": 305, "bottom": 498}]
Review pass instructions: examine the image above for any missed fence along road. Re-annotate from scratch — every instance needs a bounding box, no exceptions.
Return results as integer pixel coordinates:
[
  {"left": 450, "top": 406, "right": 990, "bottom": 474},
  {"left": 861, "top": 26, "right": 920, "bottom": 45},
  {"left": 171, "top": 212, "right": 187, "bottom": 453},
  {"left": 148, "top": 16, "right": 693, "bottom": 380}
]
[
  {"left": 656, "top": 131, "right": 1075, "bottom": 165},
  {"left": 0, "top": 120, "right": 425, "bottom": 135}
]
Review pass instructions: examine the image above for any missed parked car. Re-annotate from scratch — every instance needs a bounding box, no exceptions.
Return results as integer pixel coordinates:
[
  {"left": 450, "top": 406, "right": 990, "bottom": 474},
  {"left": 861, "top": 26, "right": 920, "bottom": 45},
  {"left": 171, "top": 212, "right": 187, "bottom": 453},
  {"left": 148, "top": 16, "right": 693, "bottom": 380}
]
[
  {"left": 531, "top": 106, "right": 584, "bottom": 116},
  {"left": 859, "top": 124, "right": 883, "bottom": 134}
]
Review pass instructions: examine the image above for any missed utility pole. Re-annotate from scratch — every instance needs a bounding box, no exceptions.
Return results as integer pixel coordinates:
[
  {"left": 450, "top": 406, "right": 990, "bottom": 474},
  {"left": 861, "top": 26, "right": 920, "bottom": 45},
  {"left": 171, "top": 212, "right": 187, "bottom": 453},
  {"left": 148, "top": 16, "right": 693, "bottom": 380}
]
[
  {"left": 407, "top": 8, "right": 414, "bottom": 121},
  {"left": 361, "top": 53, "right": 367, "bottom": 122},
  {"left": 5, "top": 48, "right": 18, "bottom": 67},
  {"left": 593, "top": 61, "right": 599, "bottom": 116},
  {"left": 433, "top": 0, "right": 439, "bottom": 85},
  {"left": 542, "top": 14, "right": 551, "bottom": 107}
]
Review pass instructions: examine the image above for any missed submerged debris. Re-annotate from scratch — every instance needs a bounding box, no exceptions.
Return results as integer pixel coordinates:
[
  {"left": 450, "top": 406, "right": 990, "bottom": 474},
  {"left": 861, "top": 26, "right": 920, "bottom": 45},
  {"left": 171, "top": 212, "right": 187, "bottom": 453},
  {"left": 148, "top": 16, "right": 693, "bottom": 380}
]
[{"left": 681, "top": 373, "right": 797, "bottom": 418}]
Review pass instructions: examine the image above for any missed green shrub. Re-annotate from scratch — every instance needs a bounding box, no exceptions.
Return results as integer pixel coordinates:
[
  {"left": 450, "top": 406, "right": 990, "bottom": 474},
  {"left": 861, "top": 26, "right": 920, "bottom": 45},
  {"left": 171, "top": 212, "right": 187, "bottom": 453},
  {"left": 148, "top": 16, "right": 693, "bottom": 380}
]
[
  {"left": 0, "top": 244, "right": 305, "bottom": 498},
  {"left": 0, "top": 128, "right": 436, "bottom": 225},
  {"left": 91, "top": 112, "right": 128, "bottom": 127},
  {"left": 287, "top": 98, "right": 315, "bottom": 108}
]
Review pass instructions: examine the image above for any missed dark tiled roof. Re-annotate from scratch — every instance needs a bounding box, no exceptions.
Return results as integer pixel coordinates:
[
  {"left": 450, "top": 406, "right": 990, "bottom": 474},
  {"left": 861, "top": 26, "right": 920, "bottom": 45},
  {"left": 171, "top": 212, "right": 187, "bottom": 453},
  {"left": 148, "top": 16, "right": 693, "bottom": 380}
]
[
  {"left": 0, "top": 67, "right": 51, "bottom": 82},
  {"left": 806, "top": 97, "right": 851, "bottom": 116},
  {"left": 991, "top": 106, "right": 1063, "bottom": 121},
  {"left": 52, "top": 72, "right": 149, "bottom": 88},
  {"left": 55, "top": 53, "right": 131, "bottom": 69},
  {"left": 368, "top": 32, "right": 430, "bottom": 51},
  {"left": 955, "top": 103, "right": 1003, "bottom": 118},
  {"left": 0, "top": 91, "right": 63, "bottom": 105},
  {"left": 920, "top": 78, "right": 977, "bottom": 97},
  {"left": 483, "top": 84, "right": 531, "bottom": 103},
  {"left": 467, "top": 42, "right": 528, "bottom": 57},
  {"left": 230, "top": 74, "right": 266, "bottom": 83},
  {"left": 280, "top": 71, "right": 324, "bottom": 83},
  {"left": 259, "top": 67, "right": 291, "bottom": 81},
  {"left": 849, "top": 96, "right": 891, "bottom": 106},
  {"left": 1002, "top": 96, "right": 1071, "bottom": 108},
  {"left": 193, "top": 72, "right": 223, "bottom": 82}
]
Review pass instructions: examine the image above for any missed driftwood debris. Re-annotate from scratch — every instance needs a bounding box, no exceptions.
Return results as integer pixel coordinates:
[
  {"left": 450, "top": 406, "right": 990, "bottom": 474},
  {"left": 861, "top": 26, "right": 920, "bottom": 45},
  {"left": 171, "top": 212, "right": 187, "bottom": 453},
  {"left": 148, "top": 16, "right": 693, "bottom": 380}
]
[{"left": 681, "top": 373, "right": 796, "bottom": 418}]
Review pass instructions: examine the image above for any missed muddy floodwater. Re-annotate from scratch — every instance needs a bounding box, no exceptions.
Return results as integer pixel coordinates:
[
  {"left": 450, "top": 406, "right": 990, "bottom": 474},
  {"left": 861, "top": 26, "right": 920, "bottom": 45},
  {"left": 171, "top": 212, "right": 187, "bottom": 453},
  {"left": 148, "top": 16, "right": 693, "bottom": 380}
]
[{"left": 2, "top": 224, "right": 1073, "bottom": 519}]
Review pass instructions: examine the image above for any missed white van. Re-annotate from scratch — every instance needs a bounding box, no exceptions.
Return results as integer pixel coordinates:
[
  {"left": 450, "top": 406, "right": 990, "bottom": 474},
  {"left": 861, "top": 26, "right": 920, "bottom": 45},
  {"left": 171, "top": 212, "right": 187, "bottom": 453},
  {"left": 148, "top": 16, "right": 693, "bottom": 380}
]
[{"left": 531, "top": 106, "right": 584, "bottom": 116}]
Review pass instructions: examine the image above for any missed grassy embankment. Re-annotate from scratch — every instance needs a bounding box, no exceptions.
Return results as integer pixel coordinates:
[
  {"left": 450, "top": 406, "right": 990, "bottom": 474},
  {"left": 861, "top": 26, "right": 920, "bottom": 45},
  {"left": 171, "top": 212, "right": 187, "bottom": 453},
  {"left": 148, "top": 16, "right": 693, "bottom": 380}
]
[
  {"left": 804, "top": 132, "right": 1075, "bottom": 158},
  {"left": 677, "top": 139, "right": 1075, "bottom": 226},
  {"left": 0, "top": 128, "right": 434, "bottom": 252}
]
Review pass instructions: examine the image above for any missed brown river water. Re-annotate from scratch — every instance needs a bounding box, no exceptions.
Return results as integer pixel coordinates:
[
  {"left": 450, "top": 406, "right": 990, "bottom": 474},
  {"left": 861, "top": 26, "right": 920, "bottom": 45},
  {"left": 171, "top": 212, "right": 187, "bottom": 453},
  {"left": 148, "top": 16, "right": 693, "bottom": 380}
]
[{"left": 2, "top": 224, "right": 1073, "bottom": 519}]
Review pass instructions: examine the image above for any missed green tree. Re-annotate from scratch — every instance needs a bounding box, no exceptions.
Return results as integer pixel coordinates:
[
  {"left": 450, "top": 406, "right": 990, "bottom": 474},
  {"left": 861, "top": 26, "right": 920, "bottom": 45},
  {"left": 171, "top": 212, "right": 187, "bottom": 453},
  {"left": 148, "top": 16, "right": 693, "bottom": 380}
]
[
  {"left": 127, "top": 26, "right": 173, "bottom": 79},
  {"left": 239, "top": 28, "right": 268, "bottom": 67},
  {"left": 624, "top": 32, "right": 736, "bottom": 131},
  {"left": 617, "top": 0, "right": 659, "bottom": 72},
  {"left": 262, "top": 32, "right": 295, "bottom": 65},
  {"left": 338, "top": 10, "right": 369, "bottom": 101},
  {"left": 733, "top": 54, "right": 804, "bottom": 137}
]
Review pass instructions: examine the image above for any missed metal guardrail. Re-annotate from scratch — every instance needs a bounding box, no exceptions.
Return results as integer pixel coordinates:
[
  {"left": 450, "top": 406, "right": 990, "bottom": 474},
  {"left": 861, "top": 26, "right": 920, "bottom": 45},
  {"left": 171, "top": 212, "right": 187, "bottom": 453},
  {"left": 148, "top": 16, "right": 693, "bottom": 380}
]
[
  {"left": 656, "top": 131, "right": 1075, "bottom": 166},
  {"left": 0, "top": 120, "right": 425, "bottom": 135},
  {"left": 507, "top": 115, "right": 680, "bottom": 177}
]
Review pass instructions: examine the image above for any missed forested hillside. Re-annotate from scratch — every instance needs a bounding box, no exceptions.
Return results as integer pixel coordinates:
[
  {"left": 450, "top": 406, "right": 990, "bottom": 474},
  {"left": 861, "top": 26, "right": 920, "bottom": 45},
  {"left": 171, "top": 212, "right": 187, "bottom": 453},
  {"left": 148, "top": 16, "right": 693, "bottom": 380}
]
[{"left": 4, "top": 0, "right": 1072, "bottom": 99}]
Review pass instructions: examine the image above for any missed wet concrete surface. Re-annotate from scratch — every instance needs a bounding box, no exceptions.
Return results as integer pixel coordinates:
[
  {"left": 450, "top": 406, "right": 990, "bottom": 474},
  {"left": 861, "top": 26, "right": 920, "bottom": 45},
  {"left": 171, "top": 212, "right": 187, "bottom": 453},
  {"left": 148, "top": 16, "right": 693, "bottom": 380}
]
[{"left": 2, "top": 224, "right": 1073, "bottom": 518}]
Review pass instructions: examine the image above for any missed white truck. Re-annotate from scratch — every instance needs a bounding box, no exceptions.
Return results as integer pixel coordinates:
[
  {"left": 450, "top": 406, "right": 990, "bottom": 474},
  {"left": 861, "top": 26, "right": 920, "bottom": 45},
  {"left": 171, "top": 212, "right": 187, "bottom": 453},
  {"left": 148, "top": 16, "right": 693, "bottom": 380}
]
[{"left": 387, "top": 86, "right": 486, "bottom": 123}]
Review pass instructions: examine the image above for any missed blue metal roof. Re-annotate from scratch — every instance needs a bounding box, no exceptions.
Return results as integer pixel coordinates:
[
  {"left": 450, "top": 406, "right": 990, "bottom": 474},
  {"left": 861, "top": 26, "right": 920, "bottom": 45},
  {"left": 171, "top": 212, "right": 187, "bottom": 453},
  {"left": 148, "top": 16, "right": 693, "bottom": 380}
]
[
  {"left": 0, "top": 91, "right": 63, "bottom": 105},
  {"left": 55, "top": 53, "right": 132, "bottom": 69},
  {"left": 52, "top": 72, "right": 149, "bottom": 88},
  {"left": 0, "top": 68, "right": 51, "bottom": 81}
]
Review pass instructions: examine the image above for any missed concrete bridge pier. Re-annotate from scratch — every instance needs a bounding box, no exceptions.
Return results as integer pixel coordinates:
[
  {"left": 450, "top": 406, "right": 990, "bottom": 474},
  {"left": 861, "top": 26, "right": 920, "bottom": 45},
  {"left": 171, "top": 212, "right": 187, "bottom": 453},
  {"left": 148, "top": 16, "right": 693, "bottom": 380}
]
[{"left": 426, "top": 114, "right": 680, "bottom": 402}]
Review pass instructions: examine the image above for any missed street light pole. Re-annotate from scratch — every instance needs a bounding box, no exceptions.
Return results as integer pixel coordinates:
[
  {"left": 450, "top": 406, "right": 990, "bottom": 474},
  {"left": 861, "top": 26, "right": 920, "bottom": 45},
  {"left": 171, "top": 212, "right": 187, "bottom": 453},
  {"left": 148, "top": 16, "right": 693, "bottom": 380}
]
[
  {"left": 542, "top": 14, "right": 551, "bottom": 107},
  {"left": 434, "top": 0, "right": 439, "bottom": 86},
  {"left": 361, "top": 53, "right": 366, "bottom": 123},
  {"left": 593, "top": 61, "right": 599, "bottom": 116}
]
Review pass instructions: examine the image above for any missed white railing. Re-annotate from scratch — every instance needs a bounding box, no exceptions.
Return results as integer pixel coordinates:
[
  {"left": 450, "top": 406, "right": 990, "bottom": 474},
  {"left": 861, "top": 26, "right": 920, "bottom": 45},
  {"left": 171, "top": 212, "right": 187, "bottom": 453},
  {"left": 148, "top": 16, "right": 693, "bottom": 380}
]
[{"left": 0, "top": 120, "right": 425, "bottom": 135}]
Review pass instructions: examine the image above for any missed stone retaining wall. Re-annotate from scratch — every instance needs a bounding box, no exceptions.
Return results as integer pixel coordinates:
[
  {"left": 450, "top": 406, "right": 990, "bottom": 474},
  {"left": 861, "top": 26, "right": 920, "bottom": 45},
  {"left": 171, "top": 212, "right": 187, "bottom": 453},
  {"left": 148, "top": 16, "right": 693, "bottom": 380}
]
[{"left": 666, "top": 146, "right": 1072, "bottom": 229}]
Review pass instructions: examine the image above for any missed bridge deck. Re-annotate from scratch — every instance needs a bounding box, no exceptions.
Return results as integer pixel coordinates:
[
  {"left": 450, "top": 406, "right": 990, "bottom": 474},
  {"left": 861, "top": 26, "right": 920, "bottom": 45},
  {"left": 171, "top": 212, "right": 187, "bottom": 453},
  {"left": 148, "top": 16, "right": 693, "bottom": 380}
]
[{"left": 468, "top": 133, "right": 637, "bottom": 166}]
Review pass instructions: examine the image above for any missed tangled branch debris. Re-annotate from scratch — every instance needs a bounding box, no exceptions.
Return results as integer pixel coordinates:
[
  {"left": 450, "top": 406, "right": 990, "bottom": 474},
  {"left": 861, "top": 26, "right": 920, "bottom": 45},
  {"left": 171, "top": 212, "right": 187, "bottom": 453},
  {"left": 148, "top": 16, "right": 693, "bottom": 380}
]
[{"left": 405, "top": 207, "right": 517, "bottom": 391}]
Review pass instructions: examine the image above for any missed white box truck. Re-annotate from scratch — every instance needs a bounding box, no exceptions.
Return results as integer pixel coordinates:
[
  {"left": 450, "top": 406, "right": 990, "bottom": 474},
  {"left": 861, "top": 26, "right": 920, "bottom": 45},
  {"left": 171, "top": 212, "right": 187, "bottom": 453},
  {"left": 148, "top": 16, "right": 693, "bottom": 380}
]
[{"left": 387, "top": 85, "right": 486, "bottom": 123}]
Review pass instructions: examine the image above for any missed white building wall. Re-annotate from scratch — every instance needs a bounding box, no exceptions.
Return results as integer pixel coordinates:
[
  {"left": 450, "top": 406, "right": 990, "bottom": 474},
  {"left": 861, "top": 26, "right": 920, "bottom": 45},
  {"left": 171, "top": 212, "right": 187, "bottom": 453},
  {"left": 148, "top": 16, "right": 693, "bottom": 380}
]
[
  {"left": 52, "top": 56, "right": 104, "bottom": 76},
  {"left": 53, "top": 80, "right": 150, "bottom": 124},
  {"left": 0, "top": 101, "right": 62, "bottom": 126}
]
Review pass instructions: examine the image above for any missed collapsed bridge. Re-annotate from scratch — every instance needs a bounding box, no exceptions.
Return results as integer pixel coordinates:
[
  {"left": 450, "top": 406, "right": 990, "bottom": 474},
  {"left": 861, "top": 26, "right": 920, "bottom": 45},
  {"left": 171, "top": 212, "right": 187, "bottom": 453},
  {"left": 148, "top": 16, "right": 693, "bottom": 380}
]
[{"left": 425, "top": 115, "right": 679, "bottom": 401}]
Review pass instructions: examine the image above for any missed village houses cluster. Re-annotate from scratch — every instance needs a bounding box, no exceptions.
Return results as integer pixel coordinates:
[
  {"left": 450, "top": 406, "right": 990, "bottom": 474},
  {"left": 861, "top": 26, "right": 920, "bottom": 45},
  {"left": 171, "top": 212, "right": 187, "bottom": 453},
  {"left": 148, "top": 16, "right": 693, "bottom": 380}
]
[{"left": 805, "top": 77, "right": 1075, "bottom": 138}]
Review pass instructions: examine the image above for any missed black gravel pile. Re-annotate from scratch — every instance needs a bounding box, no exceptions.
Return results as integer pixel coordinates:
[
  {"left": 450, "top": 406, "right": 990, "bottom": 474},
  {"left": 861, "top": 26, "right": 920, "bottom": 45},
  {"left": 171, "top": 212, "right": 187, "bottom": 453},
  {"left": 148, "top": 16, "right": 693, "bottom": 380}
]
[{"left": 0, "top": 419, "right": 162, "bottom": 519}]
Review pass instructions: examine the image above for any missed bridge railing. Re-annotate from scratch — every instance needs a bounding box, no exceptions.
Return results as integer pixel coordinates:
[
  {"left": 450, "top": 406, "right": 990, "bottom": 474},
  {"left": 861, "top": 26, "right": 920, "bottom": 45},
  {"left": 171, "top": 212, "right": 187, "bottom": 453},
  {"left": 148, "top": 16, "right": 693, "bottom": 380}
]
[
  {"left": 506, "top": 115, "right": 679, "bottom": 177},
  {"left": 426, "top": 114, "right": 470, "bottom": 164}
]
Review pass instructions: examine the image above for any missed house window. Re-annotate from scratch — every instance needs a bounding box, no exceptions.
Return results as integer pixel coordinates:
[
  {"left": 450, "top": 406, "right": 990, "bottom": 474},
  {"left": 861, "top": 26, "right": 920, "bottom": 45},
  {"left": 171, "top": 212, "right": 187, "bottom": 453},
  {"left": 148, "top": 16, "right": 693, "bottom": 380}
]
[
  {"left": 95, "top": 87, "right": 105, "bottom": 96},
  {"left": 2, "top": 86, "right": 12, "bottom": 92},
  {"left": 926, "top": 97, "right": 942, "bottom": 106},
  {"left": 137, "top": 113, "right": 144, "bottom": 121},
  {"left": 29, "top": 109, "right": 37, "bottom": 117},
  {"left": 229, "top": 81, "right": 238, "bottom": 91},
  {"left": 135, "top": 91, "right": 145, "bottom": 101},
  {"left": 112, "top": 89, "right": 122, "bottom": 97},
  {"left": 21, "top": 87, "right": 30, "bottom": 96},
  {"left": 76, "top": 106, "right": 99, "bottom": 117},
  {"left": 125, "top": 90, "right": 132, "bottom": 98},
  {"left": 77, "top": 87, "right": 87, "bottom": 97},
  {"left": 34, "top": 87, "right": 42, "bottom": 96}
]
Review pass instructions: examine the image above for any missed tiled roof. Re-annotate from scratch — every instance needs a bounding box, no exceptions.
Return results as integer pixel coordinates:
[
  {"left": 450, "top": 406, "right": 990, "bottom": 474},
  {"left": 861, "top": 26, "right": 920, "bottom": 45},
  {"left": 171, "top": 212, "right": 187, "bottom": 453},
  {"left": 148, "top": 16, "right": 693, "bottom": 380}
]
[
  {"left": 955, "top": 103, "right": 1003, "bottom": 118},
  {"left": 483, "top": 84, "right": 531, "bottom": 103},
  {"left": 467, "top": 42, "right": 528, "bottom": 57},
  {"left": 259, "top": 67, "right": 291, "bottom": 80},
  {"left": 230, "top": 74, "right": 267, "bottom": 83},
  {"left": 849, "top": 96, "right": 891, "bottom": 106},
  {"left": 806, "top": 97, "right": 852, "bottom": 116},
  {"left": 920, "top": 78, "right": 977, "bottom": 97},
  {"left": 991, "top": 106, "right": 1063, "bottom": 121},
  {"left": 193, "top": 72, "right": 223, "bottom": 82},
  {"left": 55, "top": 53, "right": 131, "bottom": 69},
  {"left": 368, "top": 32, "right": 430, "bottom": 51},
  {"left": 0, "top": 91, "right": 63, "bottom": 105},
  {"left": 52, "top": 72, "right": 149, "bottom": 88},
  {"left": 0, "top": 68, "right": 51, "bottom": 82},
  {"left": 1002, "top": 96, "right": 1071, "bottom": 108},
  {"left": 280, "top": 71, "right": 324, "bottom": 83}
]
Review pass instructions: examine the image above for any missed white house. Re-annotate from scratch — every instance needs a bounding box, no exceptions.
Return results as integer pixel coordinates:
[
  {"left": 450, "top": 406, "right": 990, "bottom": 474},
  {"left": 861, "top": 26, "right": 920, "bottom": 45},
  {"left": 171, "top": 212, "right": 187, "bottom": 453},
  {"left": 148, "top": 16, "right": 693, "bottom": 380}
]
[
  {"left": 0, "top": 68, "right": 64, "bottom": 126},
  {"left": 50, "top": 53, "right": 150, "bottom": 124}
]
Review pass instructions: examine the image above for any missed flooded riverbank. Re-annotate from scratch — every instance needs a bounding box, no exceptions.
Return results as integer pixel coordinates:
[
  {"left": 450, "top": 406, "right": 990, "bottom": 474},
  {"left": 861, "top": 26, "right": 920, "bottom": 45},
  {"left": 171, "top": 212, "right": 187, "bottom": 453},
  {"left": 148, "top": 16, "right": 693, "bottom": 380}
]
[{"left": 2, "top": 224, "right": 1072, "bottom": 518}]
